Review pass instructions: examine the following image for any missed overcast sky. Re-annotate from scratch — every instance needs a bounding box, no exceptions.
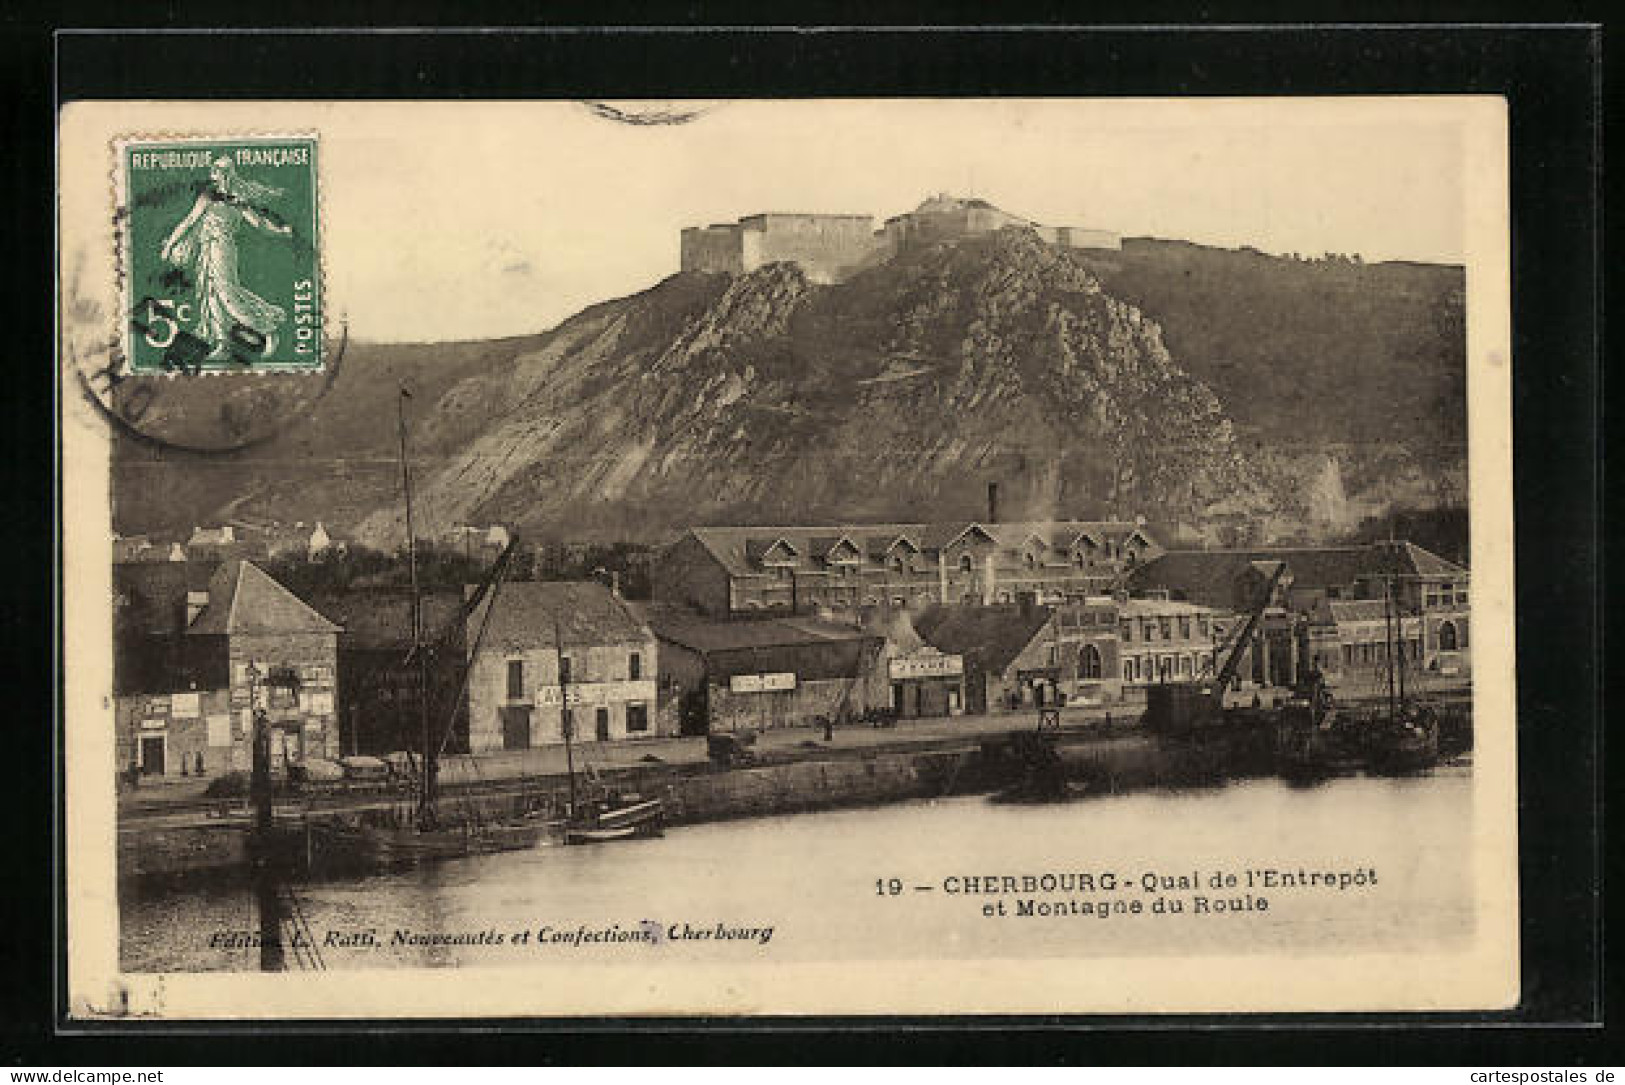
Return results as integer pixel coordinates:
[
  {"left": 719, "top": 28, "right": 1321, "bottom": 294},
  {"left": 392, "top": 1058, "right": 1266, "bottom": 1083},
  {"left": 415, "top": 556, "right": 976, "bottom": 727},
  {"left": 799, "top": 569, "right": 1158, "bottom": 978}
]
[{"left": 65, "top": 98, "right": 1476, "bottom": 342}]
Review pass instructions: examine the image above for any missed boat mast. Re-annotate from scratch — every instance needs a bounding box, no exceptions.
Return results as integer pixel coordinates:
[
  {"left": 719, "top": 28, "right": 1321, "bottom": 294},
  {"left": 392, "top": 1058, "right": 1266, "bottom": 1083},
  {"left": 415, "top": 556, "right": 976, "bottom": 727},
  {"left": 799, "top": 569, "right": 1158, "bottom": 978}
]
[
  {"left": 1395, "top": 575, "right": 1408, "bottom": 704},
  {"left": 398, "top": 386, "right": 435, "bottom": 828},
  {"left": 1383, "top": 575, "right": 1396, "bottom": 721},
  {"left": 555, "top": 617, "right": 576, "bottom": 816}
]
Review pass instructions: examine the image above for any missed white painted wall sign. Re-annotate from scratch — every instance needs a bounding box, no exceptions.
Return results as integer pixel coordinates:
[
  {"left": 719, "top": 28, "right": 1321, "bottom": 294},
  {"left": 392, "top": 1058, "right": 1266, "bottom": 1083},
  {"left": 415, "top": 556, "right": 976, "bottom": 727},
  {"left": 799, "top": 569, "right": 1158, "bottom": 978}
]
[
  {"left": 729, "top": 672, "right": 797, "bottom": 693},
  {"left": 538, "top": 680, "right": 657, "bottom": 707},
  {"left": 206, "top": 714, "right": 232, "bottom": 747},
  {"left": 889, "top": 653, "right": 964, "bottom": 679}
]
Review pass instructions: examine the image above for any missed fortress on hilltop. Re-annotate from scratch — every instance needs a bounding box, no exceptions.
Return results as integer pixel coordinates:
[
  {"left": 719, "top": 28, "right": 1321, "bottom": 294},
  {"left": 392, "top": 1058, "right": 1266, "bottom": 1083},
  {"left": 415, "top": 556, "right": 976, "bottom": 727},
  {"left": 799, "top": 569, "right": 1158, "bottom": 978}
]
[{"left": 680, "top": 194, "right": 1121, "bottom": 284}]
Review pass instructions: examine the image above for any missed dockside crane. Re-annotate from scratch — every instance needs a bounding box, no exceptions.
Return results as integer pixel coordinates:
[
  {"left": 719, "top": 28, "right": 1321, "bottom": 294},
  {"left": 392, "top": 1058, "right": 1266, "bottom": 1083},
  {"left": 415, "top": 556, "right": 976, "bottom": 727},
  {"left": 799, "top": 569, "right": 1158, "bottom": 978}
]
[{"left": 1144, "top": 561, "right": 1288, "bottom": 736}]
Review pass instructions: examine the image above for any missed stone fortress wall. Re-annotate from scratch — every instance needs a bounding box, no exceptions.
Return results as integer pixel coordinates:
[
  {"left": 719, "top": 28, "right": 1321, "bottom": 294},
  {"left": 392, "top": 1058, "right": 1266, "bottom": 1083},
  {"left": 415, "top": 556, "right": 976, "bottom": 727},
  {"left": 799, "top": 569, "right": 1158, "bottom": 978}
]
[{"left": 681, "top": 194, "right": 1121, "bottom": 284}]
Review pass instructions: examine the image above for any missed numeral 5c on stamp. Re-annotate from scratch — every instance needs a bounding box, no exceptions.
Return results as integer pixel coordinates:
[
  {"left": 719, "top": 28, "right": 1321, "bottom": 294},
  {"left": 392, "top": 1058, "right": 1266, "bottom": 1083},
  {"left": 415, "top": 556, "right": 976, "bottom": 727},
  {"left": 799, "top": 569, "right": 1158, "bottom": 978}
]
[{"left": 117, "top": 136, "right": 321, "bottom": 374}]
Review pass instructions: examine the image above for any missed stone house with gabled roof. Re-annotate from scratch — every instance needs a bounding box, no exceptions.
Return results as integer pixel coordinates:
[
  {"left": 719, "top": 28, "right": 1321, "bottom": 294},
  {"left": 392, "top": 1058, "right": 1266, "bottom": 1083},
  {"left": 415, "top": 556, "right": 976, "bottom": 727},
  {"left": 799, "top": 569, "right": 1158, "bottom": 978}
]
[
  {"left": 186, "top": 560, "right": 342, "bottom": 769},
  {"left": 914, "top": 600, "right": 1061, "bottom": 714},
  {"left": 654, "top": 518, "right": 1159, "bottom": 619},
  {"left": 114, "top": 558, "right": 340, "bottom": 780},
  {"left": 464, "top": 581, "right": 663, "bottom": 752}
]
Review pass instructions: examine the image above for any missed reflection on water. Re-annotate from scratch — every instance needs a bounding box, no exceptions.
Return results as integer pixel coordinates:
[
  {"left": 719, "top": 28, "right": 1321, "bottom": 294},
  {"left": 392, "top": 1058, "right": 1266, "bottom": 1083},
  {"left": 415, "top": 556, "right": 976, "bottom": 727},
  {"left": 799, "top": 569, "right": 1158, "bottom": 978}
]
[{"left": 121, "top": 769, "right": 1474, "bottom": 972}]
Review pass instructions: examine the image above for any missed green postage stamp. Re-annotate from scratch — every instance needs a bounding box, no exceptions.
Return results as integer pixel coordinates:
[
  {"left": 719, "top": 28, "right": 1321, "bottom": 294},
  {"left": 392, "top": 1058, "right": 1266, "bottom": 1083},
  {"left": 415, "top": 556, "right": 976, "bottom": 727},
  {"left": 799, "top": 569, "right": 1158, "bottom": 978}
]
[{"left": 116, "top": 135, "right": 321, "bottom": 374}]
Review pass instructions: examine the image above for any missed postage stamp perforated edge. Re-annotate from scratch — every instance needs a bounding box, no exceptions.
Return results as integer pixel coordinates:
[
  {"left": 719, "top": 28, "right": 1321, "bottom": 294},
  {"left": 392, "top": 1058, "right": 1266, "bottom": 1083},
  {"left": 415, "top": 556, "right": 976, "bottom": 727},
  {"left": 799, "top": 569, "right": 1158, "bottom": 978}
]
[{"left": 109, "top": 131, "right": 327, "bottom": 378}]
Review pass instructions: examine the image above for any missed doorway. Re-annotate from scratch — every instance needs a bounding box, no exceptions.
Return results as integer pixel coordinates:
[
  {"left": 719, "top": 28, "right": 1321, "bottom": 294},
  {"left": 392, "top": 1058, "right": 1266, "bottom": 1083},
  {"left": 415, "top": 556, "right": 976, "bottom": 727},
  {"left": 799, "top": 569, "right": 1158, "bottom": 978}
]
[
  {"left": 500, "top": 706, "right": 531, "bottom": 750},
  {"left": 679, "top": 691, "right": 709, "bottom": 736},
  {"left": 266, "top": 726, "right": 303, "bottom": 769},
  {"left": 139, "top": 734, "right": 165, "bottom": 776}
]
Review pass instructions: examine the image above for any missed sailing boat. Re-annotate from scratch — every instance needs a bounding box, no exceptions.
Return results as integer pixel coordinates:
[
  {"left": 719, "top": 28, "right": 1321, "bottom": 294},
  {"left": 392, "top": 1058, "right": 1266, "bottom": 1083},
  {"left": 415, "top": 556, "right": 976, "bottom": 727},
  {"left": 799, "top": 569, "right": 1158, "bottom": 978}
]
[
  {"left": 552, "top": 618, "right": 664, "bottom": 845},
  {"left": 1362, "top": 575, "right": 1440, "bottom": 775},
  {"left": 304, "top": 388, "right": 547, "bottom": 869},
  {"left": 1274, "top": 671, "right": 1363, "bottom": 781}
]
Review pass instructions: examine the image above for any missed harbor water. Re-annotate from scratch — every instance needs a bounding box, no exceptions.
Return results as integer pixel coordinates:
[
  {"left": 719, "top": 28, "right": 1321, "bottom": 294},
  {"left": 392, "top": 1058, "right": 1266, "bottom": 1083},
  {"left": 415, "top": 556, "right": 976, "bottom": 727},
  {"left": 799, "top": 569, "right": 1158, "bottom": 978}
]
[{"left": 121, "top": 767, "right": 1474, "bottom": 972}]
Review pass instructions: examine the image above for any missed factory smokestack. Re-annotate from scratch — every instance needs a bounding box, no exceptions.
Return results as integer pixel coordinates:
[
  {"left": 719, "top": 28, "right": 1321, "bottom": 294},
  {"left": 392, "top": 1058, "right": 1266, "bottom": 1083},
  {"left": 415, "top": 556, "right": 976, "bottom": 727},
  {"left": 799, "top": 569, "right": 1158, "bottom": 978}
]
[{"left": 987, "top": 481, "right": 999, "bottom": 525}]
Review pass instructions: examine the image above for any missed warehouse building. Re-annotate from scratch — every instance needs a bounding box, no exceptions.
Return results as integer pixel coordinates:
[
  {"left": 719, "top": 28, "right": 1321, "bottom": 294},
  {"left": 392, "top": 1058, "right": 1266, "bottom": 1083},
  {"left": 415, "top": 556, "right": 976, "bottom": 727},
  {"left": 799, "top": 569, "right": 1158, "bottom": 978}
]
[
  {"left": 654, "top": 508, "right": 1159, "bottom": 619},
  {"left": 647, "top": 609, "right": 886, "bottom": 734}
]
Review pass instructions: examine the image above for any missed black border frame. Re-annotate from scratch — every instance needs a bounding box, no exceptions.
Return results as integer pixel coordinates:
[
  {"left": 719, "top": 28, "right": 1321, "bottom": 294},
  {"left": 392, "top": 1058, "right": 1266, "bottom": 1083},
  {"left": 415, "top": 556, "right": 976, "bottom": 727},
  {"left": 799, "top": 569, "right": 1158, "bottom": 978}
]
[{"left": 14, "top": 17, "right": 1606, "bottom": 1064}]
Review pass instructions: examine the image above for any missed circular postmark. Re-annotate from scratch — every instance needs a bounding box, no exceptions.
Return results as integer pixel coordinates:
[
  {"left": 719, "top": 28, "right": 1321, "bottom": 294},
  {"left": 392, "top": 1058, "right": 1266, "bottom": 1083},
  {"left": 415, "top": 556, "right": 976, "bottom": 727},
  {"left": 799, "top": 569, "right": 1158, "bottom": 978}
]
[
  {"left": 68, "top": 133, "right": 342, "bottom": 453},
  {"left": 67, "top": 321, "right": 347, "bottom": 454},
  {"left": 580, "top": 100, "right": 726, "bottom": 127}
]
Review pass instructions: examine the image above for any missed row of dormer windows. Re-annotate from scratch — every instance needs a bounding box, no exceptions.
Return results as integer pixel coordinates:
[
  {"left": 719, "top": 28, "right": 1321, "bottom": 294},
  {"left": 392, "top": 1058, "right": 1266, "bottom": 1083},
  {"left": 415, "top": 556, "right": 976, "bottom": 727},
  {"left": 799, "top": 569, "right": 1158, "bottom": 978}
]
[
  {"left": 754, "top": 540, "right": 1139, "bottom": 573},
  {"left": 767, "top": 555, "right": 1134, "bottom": 578}
]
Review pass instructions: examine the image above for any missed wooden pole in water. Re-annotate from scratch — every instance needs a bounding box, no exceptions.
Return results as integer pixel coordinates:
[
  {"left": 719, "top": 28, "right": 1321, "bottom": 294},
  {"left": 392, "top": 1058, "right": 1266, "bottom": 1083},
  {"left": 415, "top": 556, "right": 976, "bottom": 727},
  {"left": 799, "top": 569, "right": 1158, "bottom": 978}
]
[
  {"left": 399, "top": 387, "right": 436, "bottom": 829},
  {"left": 1383, "top": 577, "right": 1396, "bottom": 720},
  {"left": 1395, "top": 576, "right": 1408, "bottom": 704},
  {"left": 248, "top": 689, "right": 285, "bottom": 972},
  {"left": 555, "top": 618, "right": 576, "bottom": 818}
]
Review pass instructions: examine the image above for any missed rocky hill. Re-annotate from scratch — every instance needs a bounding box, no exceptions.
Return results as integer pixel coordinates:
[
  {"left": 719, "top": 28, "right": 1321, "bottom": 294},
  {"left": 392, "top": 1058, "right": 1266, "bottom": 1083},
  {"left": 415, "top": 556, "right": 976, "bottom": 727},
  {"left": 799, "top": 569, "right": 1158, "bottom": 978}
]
[
  {"left": 1082, "top": 239, "right": 1466, "bottom": 454},
  {"left": 111, "top": 230, "right": 1465, "bottom": 547}
]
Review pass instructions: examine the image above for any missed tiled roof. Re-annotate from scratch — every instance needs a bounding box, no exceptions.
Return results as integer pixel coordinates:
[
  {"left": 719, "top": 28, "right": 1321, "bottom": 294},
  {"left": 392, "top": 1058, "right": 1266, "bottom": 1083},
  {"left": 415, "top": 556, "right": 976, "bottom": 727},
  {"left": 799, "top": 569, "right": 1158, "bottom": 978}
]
[
  {"left": 1386, "top": 541, "right": 1467, "bottom": 578},
  {"left": 114, "top": 561, "right": 218, "bottom": 636},
  {"left": 914, "top": 603, "right": 1053, "bottom": 676},
  {"left": 1050, "top": 526, "right": 1102, "bottom": 549},
  {"left": 744, "top": 537, "right": 795, "bottom": 564},
  {"left": 1129, "top": 541, "right": 1466, "bottom": 604},
  {"left": 1126, "top": 551, "right": 1260, "bottom": 607},
  {"left": 302, "top": 587, "right": 469, "bottom": 651},
  {"left": 687, "top": 520, "right": 1155, "bottom": 578},
  {"left": 186, "top": 526, "right": 236, "bottom": 547},
  {"left": 186, "top": 561, "right": 341, "bottom": 637},
  {"left": 466, "top": 581, "right": 652, "bottom": 651},
  {"left": 862, "top": 607, "right": 927, "bottom": 654},
  {"left": 648, "top": 612, "right": 872, "bottom": 654}
]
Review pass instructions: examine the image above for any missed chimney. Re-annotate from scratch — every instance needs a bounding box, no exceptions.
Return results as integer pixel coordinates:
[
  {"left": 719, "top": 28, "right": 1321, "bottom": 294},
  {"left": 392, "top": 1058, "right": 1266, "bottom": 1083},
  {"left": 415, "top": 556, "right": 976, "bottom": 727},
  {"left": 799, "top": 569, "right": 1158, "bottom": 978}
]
[{"left": 987, "top": 481, "right": 999, "bottom": 525}]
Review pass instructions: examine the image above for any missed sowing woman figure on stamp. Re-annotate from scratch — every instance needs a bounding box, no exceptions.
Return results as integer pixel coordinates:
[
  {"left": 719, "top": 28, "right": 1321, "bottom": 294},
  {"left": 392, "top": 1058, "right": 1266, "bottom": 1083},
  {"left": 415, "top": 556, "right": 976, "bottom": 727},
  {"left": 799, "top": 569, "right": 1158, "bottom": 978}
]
[{"left": 159, "top": 155, "right": 294, "bottom": 361}]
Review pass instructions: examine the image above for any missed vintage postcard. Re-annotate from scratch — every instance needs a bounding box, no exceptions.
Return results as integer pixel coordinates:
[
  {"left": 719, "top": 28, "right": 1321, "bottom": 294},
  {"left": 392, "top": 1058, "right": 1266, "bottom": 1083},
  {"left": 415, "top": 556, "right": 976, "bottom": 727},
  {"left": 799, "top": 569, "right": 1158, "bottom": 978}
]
[{"left": 59, "top": 98, "right": 1517, "bottom": 1018}]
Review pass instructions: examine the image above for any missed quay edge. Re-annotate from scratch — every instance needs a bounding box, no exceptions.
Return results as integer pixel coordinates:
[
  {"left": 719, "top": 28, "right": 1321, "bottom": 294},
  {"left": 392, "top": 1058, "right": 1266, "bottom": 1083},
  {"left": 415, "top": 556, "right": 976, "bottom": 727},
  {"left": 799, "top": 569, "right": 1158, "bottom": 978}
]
[{"left": 116, "top": 708, "right": 1458, "bottom": 889}]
